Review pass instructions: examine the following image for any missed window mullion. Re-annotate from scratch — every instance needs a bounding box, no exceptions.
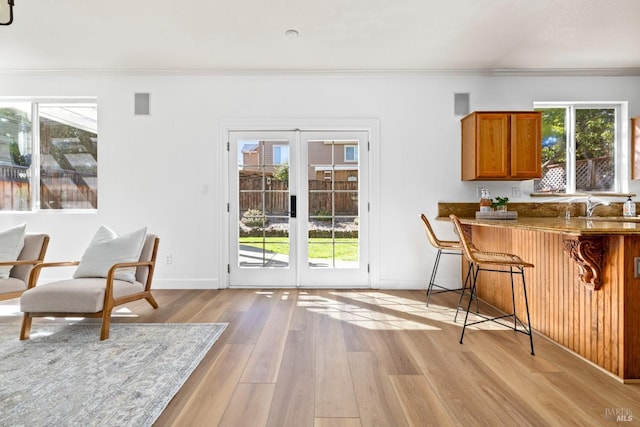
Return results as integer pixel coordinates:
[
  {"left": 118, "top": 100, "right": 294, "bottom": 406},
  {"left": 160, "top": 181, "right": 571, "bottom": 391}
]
[
  {"left": 31, "top": 102, "right": 41, "bottom": 211},
  {"left": 566, "top": 106, "right": 577, "bottom": 194}
]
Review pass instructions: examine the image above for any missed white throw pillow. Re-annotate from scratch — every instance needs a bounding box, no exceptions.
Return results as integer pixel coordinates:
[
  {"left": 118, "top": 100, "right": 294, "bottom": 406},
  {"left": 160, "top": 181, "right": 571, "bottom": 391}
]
[
  {"left": 73, "top": 226, "right": 147, "bottom": 283},
  {"left": 0, "top": 223, "right": 27, "bottom": 279}
]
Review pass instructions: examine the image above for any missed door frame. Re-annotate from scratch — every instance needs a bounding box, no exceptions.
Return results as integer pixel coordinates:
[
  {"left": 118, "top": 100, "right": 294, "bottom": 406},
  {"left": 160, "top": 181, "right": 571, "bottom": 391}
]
[{"left": 218, "top": 118, "right": 380, "bottom": 289}]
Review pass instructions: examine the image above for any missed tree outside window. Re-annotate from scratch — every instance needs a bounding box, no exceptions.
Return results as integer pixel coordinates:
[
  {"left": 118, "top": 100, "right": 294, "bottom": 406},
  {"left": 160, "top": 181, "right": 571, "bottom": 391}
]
[{"left": 534, "top": 103, "right": 623, "bottom": 194}]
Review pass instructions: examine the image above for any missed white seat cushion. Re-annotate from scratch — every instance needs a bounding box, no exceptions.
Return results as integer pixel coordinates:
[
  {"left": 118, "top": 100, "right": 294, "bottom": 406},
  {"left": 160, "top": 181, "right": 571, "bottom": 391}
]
[
  {"left": 0, "top": 277, "right": 27, "bottom": 295},
  {"left": 20, "top": 278, "right": 144, "bottom": 313}
]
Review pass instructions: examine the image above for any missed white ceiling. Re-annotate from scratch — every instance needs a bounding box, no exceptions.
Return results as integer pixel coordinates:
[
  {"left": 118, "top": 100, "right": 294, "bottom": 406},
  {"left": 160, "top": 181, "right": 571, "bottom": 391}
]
[{"left": 2, "top": 0, "right": 640, "bottom": 74}]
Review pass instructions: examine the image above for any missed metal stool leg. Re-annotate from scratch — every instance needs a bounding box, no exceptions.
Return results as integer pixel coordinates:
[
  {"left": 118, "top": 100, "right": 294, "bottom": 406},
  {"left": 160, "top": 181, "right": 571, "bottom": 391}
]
[
  {"left": 426, "top": 248, "right": 443, "bottom": 306},
  {"left": 426, "top": 250, "right": 465, "bottom": 307},
  {"left": 510, "top": 267, "right": 517, "bottom": 330},
  {"left": 521, "top": 273, "right": 535, "bottom": 355},
  {"left": 459, "top": 264, "right": 534, "bottom": 356},
  {"left": 459, "top": 263, "right": 479, "bottom": 344},
  {"left": 454, "top": 261, "right": 477, "bottom": 322},
  {"left": 506, "top": 267, "right": 535, "bottom": 356}
]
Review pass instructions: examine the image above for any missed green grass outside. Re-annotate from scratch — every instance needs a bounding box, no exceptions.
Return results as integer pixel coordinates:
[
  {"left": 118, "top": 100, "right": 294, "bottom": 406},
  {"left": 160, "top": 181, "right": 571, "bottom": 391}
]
[{"left": 240, "top": 237, "right": 359, "bottom": 261}]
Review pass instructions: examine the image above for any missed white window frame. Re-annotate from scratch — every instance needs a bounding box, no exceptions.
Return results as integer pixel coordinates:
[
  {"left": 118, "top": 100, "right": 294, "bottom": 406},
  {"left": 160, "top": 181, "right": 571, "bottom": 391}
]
[
  {"left": 344, "top": 145, "right": 358, "bottom": 163},
  {"left": 0, "top": 97, "right": 98, "bottom": 212},
  {"left": 534, "top": 101, "right": 629, "bottom": 194}
]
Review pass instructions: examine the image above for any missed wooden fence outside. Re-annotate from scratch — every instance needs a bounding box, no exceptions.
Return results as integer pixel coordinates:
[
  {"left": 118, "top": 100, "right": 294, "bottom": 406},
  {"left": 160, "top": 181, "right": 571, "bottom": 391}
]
[
  {"left": 0, "top": 164, "right": 97, "bottom": 210},
  {"left": 535, "top": 156, "right": 613, "bottom": 192},
  {"left": 239, "top": 176, "right": 358, "bottom": 216}
]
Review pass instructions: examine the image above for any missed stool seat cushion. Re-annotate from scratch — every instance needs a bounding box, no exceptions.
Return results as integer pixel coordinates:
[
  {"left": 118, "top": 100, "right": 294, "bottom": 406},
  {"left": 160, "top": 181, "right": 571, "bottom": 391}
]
[
  {"left": 437, "top": 240, "right": 462, "bottom": 250},
  {"left": 20, "top": 278, "right": 144, "bottom": 313},
  {"left": 472, "top": 250, "right": 534, "bottom": 268}
]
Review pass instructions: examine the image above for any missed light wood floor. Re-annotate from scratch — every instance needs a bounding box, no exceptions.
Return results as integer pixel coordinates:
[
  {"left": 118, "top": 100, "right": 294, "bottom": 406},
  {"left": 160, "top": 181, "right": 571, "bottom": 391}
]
[{"left": 2, "top": 289, "right": 639, "bottom": 426}]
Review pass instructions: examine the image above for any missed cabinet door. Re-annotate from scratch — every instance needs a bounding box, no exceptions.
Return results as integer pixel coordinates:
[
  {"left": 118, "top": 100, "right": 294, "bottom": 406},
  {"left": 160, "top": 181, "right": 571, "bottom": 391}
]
[
  {"left": 475, "top": 113, "right": 509, "bottom": 178},
  {"left": 510, "top": 113, "right": 542, "bottom": 178}
]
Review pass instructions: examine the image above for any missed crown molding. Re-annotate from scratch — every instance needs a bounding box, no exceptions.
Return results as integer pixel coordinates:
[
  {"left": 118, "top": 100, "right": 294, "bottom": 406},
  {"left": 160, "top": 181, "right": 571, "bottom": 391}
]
[{"left": 0, "top": 67, "right": 639, "bottom": 77}]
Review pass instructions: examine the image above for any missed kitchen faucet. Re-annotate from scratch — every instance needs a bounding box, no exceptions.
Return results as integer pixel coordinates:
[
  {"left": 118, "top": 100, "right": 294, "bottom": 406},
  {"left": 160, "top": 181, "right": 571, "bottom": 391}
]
[{"left": 585, "top": 195, "right": 610, "bottom": 217}]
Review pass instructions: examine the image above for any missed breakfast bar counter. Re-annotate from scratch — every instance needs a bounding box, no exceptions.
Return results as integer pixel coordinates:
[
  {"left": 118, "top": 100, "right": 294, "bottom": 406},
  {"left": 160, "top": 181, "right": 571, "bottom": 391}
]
[
  {"left": 459, "top": 215, "right": 640, "bottom": 235},
  {"left": 439, "top": 211, "right": 640, "bottom": 382}
]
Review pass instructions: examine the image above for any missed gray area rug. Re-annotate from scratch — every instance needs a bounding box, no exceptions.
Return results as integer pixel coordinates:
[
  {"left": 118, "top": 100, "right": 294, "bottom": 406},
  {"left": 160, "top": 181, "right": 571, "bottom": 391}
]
[{"left": 0, "top": 322, "right": 227, "bottom": 427}]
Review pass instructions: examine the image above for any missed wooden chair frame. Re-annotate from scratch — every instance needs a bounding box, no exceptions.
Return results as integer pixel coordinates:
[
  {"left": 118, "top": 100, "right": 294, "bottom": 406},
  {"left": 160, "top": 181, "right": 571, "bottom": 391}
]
[
  {"left": 20, "top": 237, "right": 160, "bottom": 340},
  {"left": 0, "top": 235, "right": 50, "bottom": 302}
]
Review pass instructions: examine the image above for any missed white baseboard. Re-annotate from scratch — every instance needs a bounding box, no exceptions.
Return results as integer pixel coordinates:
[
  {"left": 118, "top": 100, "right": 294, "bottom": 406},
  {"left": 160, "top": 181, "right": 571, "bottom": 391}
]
[
  {"left": 152, "top": 279, "right": 220, "bottom": 290},
  {"left": 374, "top": 279, "right": 427, "bottom": 290},
  {"left": 374, "top": 277, "right": 461, "bottom": 290}
]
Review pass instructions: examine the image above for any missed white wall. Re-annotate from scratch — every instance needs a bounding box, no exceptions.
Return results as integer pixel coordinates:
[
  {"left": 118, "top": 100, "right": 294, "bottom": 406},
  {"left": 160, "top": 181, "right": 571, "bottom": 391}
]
[{"left": 1, "top": 73, "right": 639, "bottom": 289}]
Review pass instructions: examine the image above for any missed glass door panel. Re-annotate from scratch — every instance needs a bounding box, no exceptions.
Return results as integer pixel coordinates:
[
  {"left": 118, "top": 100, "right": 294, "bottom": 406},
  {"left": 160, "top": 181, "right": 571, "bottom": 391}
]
[
  {"left": 229, "top": 131, "right": 296, "bottom": 287},
  {"left": 229, "top": 129, "right": 368, "bottom": 288},
  {"left": 239, "top": 146, "right": 290, "bottom": 268},
  {"left": 299, "top": 131, "right": 368, "bottom": 287}
]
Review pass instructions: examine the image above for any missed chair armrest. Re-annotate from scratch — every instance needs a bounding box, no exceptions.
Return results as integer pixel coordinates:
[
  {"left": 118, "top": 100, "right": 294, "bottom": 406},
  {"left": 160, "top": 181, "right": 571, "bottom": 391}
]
[
  {"left": 103, "top": 261, "right": 155, "bottom": 303},
  {"left": 105, "top": 261, "right": 153, "bottom": 280},
  {"left": 26, "top": 261, "right": 81, "bottom": 289},
  {"left": 33, "top": 261, "right": 81, "bottom": 269},
  {"left": 0, "top": 259, "right": 43, "bottom": 267}
]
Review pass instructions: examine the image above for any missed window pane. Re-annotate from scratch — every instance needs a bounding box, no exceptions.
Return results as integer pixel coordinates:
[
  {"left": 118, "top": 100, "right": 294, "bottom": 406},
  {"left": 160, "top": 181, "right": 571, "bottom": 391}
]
[
  {"left": 238, "top": 140, "right": 290, "bottom": 268},
  {"left": 575, "top": 108, "right": 615, "bottom": 192},
  {"left": 0, "top": 104, "right": 32, "bottom": 210},
  {"left": 308, "top": 140, "right": 359, "bottom": 269},
  {"left": 39, "top": 104, "right": 98, "bottom": 209},
  {"left": 535, "top": 108, "right": 567, "bottom": 193}
]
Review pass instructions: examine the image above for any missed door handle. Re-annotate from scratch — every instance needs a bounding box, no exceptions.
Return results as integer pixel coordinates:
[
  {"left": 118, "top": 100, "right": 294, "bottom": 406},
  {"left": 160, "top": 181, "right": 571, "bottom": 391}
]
[{"left": 290, "top": 195, "right": 297, "bottom": 218}]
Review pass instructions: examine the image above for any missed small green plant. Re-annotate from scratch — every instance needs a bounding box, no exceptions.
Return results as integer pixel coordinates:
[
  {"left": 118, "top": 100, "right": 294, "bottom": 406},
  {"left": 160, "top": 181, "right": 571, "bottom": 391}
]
[
  {"left": 241, "top": 209, "right": 269, "bottom": 228},
  {"left": 491, "top": 197, "right": 509, "bottom": 208},
  {"left": 273, "top": 164, "right": 289, "bottom": 182}
]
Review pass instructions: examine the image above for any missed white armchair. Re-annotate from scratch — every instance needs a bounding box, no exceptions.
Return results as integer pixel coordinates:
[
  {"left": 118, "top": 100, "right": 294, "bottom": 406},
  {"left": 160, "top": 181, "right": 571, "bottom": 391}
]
[{"left": 20, "top": 230, "right": 159, "bottom": 340}]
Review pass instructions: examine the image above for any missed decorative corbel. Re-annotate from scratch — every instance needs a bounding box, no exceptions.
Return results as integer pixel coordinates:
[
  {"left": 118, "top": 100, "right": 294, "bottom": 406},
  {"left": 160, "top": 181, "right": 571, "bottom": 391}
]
[{"left": 563, "top": 236, "right": 604, "bottom": 290}]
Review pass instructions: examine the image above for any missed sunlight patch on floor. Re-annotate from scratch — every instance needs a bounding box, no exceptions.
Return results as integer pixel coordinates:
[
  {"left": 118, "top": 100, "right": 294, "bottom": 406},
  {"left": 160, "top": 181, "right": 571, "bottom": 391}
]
[
  {"left": 112, "top": 307, "right": 139, "bottom": 318},
  {"left": 0, "top": 303, "right": 20, "bottom": 317},
  {"left": 298, "top": 293, "right": 441, "bottom": 330},
  {"left": 299, "top": 290, "right": 524, "bottom": 332}
]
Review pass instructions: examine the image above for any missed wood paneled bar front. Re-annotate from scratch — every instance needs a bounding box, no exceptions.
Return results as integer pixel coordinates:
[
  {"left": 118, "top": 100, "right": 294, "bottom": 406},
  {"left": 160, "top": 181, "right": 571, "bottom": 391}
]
[{"left": 451, "top": 216, "right": 640, "bottom": 382}]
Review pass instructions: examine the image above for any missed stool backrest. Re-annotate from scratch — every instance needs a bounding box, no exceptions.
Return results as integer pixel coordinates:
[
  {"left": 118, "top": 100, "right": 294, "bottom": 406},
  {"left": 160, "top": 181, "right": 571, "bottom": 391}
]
[
  {"left": 420, "top": 214, "right": 448, "bottom": 249},
  {"left": 449, "top": 215, "right": 478, "bottom": 263}
]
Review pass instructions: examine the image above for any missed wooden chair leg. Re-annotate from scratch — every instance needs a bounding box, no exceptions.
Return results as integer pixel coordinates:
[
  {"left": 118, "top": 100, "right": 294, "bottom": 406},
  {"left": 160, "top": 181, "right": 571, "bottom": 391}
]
[
  {"left": 145, "top": 292, "right": 159, "bottom": 309},
  {"left": 20, "top": 314, "right": 32, "bottom": 340},
  {"left": 100, "top": 310, "right": 112, "bottom": 340}
]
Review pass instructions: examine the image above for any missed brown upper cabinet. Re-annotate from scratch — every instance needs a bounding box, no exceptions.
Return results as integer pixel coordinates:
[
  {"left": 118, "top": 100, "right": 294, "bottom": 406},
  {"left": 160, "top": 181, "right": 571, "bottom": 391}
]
[{"left": 461, "top": 111, "right": 542, "bottom": 181}]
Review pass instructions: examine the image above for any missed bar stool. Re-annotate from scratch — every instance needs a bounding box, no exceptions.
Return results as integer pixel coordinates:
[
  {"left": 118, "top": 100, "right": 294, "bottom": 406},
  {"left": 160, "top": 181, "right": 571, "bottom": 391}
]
[
  {"left": 449, "top": 214, "right": 535, "bottom": 355},
  {"left": 420, "top": 214, "right": 474, "bottom": 309}
]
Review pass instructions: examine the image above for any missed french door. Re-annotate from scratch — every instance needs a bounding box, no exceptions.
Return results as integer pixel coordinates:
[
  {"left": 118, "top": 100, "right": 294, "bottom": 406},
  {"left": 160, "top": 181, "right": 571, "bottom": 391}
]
[{"left": 228, "top": 130, "right": 369, "bottom": 288}]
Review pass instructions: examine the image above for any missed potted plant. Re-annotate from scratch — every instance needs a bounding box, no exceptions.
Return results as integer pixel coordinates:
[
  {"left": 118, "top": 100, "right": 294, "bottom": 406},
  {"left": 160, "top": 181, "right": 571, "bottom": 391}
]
[{"left": 491, "top": 196, "right": 509, "bottom": 212}]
